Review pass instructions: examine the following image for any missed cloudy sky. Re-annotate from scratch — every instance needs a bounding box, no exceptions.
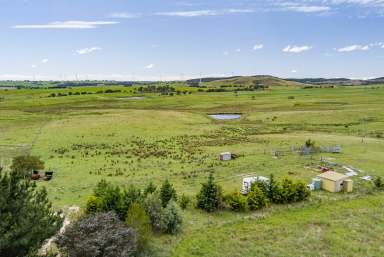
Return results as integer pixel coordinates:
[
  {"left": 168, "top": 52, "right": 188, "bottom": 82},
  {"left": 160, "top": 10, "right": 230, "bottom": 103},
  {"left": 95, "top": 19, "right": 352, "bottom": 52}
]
[{"left": 1, "top": 0, "right": 384, "bottom": 81}]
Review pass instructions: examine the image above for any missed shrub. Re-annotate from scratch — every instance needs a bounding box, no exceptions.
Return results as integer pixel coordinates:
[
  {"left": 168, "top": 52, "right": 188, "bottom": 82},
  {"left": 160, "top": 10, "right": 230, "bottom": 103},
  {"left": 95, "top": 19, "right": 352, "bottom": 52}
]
[
  {"left": 196, "top": 173, "right": 224, "bottom": 212},
  {"left": 160, "top": 179, "right": 177, "bottom": 208},
  {"left": 374, "top": 177, "right": 384, "bottom": 189},
  {"left": 305, "top": 139, "right": 316, "bottom": 148},
  {"left": 85, "top": 195, "right": 102, "bottom": 214},
  {"left": 267, "top": 174, "right": 282, "bottom": 204},
  {"left": 294, "top": 180, "right": 311, "bottom": 202},
  {"left": 120, "top": 185, "right": 143, "bottom": 219},
  {"left": 125, "top": 203, "right": 152, "bottom": 252},
  {"left": 144, "top": 181, "right": 157, "bottom": 196},
  {"left": 278, "top": 178, "right": 310, "bottom": 204},
  {"left": 279, "top": 178, "right": 297, "bottom": 204},
  {"left": 224, "top": 191, "right": 248, "bottom": 212},
  {"left": 179, "top": 194, "right": 190, "bottom": 210},
  {"left": 0, "top": 172, "right": 62, "bottom": 257},
  {"left": 93, "top": 180, "right": 123, "bottom": 218},
  {"left": 247, "top": 185, "right": 269, "bottom": 210},
  {"left": 57, "top": 212, "right": 138, "bottom": 257},
  {"left": 143, "top": 193, "right": 163, "bottom": 232},
  {"left": 160, "top": 201, "right": 182, "bottom": 234}
]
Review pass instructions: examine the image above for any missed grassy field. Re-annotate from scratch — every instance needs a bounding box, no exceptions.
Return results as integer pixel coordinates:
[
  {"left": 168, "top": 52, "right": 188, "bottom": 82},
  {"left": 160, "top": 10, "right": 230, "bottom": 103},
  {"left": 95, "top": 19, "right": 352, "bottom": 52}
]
[{"left": 1, "top": 84, "right": 383, "bottom": 256}]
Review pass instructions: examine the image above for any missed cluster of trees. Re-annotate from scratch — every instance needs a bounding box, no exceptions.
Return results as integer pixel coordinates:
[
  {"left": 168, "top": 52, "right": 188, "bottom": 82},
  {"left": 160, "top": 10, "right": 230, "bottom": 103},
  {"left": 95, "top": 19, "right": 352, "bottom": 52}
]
[
  {"left": 56, "top": 179, "right": 186, "bottom": 257},
  {"left": 48, "top": 89, "right": 122, "bottom": 98},
  {"left": 137, "top": 85, "right": 175, "bottom": 94},
  {"left": 195, "top": 174, "right": 310, "bottom": 213}
]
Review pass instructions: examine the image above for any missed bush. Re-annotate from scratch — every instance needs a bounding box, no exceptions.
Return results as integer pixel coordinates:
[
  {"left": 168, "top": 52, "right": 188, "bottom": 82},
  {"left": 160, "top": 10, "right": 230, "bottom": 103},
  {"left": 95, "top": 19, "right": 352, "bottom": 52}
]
[
  {"left": 374, "top": 177, "right": 384, "bottom": 189},
  {"left": 179, "top": 194, "right": 190, "bottom": 210},
  {"left": 93, "top": 180, "right": 123, "bottom": 218},
  {"left": 125, "top": 203, "right": 152, "bottom": 252},
  {"left": 57, "top": 212, "right": 138, "bottom": 257},
  {"left": 225, "top": 191, "right": 248, "bottom": 212},
  {"left": 160, "top": 179, "right": 177, "bottom": 208},
  {"left": 0, "top": 172, "right": 62, "bottom": 257},
  {"left": 144, "top": 181, "right": 157, "bottom": 196},
  {"left": 196, "top": 173, "right": 224, "bottom": 212},
  {"left": 143, "top": 193, "right": 163, "bottom": 232},
  {"left": 120, "top": 185, "right": 143, "bottom": 219},
  {"left": 294, "top": 180, "right": 311, "bottom": 202},
  {"left": 160, "top": 201, "right": 182, "bottom": 234},
  {"left": 267, "top": 174, "right": 282, "bottom": 204},
  {"left": 247, "top": 185, "right": 269, "bottom": 210},
  {"left": 279, "top": 178, "right": 297, "bottom": 204},
  {"left": 85, "top": 195, "right": 102, "bottom": 214}
]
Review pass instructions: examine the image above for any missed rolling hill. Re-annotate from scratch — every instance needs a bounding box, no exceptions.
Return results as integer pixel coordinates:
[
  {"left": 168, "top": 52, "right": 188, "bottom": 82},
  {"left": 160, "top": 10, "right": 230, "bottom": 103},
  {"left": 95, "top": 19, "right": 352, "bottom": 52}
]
[{"left": 187, "top": 75, "right": 307, "bottom": 88}]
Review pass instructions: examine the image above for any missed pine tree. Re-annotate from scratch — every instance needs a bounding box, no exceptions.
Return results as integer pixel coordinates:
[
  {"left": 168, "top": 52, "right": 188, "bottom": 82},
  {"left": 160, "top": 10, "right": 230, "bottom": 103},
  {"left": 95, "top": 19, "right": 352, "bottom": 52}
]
[
  {"left": 144, "top": 181, "right": 157, "bottom": 196},
  {"left": 196, "top": 173, "right": 223, "bottom": 212},
  {"left": 160, "top": 179, "right": 177, "bottom": 208},
  {"left": 0, "top": 172, "right": 62, "bottom": 257}
]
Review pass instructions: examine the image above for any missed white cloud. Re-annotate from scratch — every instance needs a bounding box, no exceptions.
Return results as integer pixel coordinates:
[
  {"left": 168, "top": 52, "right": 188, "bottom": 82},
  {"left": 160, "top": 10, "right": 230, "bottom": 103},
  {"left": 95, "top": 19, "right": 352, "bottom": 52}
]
[
  {"left": 76, "top": 47, "right": 102, "bottom": 55},
  {"left": 253, "top": 44, "right": 264, "bottom": 50},
  {"left": 291, "top": 69, "right": 298, "bottom": 73},
  {"left": 235, "top": 48, "right": 241, "bottom": 52},
  {"left": 156, "top": 9, "right": 254, "bottom": 17},
  {"left": 283, "top": 45, "right": 313, "bottom": 53},
  {"left": 12, "top": 21, "right": 119, "bottom": 29},
  {"left": 31, "top": 65, "right": 37, "bottom": 68},
  {"left": 145, "top": 64, "right": 155, "bottom": 69},
  {"left": 284, "top": 5, "right": 331, "bottom": 13},
  {"left": 109, "top": 12, "right": 142, "bottom": 19},
  {"left": 41, "top": 59, "right": 48, "bottom": 63},
  {"left": 336, "top": 44, "right": 370, "bottom": 52},
  {"left": 223, "top": 51, "right": 229, "bottom": 56}
]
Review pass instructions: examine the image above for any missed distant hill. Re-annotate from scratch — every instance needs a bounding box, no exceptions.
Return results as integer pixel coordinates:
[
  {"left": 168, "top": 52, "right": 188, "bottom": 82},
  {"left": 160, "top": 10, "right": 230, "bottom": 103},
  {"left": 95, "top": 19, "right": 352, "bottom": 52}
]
[
  {"left": 286, "top": 77, "right": 384, "bottom": 86},
  {"left": 187, "top": 75, "right": 306, "bottom": 88}
]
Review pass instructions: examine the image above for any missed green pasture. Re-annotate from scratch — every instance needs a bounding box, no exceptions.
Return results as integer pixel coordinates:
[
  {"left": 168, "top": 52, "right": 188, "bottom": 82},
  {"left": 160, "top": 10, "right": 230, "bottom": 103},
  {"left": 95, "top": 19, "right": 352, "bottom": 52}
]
[{"left": 0, "top": 85, "right": 383, "bottom": 256}]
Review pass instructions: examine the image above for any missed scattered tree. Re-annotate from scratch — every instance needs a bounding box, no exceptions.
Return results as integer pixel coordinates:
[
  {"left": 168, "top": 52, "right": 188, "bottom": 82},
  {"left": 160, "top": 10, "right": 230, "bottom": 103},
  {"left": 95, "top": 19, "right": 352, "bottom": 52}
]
[{"left": 10, "top": 155, "right": 44, "bottom": 177}]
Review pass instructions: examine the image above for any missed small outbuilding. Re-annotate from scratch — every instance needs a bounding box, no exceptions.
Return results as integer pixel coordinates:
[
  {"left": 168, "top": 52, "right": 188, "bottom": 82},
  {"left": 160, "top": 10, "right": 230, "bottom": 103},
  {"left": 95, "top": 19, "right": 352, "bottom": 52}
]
[
  {"left": 316, "top": 171, "right": 352, "bottom": 193},
  {"left": 241, "top": 176, "right": 269, "bottom": 194},
  {"left": 219, "top": 152, "right": 232, "bottom": 161}
]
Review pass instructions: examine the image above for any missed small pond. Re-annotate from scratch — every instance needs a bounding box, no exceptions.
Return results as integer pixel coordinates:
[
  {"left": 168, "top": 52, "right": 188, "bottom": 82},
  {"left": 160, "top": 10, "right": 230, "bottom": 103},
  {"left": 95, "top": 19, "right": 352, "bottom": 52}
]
[{"left": 208, "top": 114, "right": 241, "bottom": 120}]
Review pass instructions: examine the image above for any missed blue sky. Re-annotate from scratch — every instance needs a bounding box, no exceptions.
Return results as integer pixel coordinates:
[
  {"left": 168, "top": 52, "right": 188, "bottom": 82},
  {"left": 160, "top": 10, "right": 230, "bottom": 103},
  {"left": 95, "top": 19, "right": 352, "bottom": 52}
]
[{"left": 1, "top": 0, "right": 384, "bottom": 81}]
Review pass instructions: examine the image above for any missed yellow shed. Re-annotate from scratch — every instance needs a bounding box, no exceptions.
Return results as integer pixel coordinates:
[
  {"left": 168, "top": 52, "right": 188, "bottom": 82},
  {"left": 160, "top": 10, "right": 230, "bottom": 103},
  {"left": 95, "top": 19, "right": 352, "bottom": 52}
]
[{"left": 316, "top": 171, "right": 350, "bottom": 193}]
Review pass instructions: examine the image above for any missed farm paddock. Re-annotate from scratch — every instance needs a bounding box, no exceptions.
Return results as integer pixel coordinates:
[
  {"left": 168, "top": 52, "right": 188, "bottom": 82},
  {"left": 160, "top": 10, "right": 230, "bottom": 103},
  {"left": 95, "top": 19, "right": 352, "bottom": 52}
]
[{"left": 1, "top": 85, "right": 384, "bottom": 256}]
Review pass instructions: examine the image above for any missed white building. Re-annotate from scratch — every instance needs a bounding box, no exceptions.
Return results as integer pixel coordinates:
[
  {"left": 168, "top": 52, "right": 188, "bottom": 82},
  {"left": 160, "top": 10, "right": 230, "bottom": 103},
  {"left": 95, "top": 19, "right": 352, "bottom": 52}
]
[
  {"left": 219, "top": 152, "right": 232, "bottom": 161},
  {"left": 241, "top": 176, "right": 269, "bottom": 194}
]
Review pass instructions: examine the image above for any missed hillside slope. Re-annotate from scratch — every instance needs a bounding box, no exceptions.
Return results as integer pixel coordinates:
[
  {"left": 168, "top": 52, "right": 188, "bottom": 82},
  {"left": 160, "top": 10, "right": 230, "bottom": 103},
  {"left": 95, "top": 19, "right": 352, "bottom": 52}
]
[{"left": 188, "top": 75, "right": 306, "bottom": 88}]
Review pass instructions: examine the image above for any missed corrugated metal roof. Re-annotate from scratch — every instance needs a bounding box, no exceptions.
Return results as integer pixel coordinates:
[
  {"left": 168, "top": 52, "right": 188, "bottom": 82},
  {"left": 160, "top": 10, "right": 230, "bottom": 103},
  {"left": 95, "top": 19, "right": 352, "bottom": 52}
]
[{"left": 317, "top": 171, "right": 349, "bottom": 181}]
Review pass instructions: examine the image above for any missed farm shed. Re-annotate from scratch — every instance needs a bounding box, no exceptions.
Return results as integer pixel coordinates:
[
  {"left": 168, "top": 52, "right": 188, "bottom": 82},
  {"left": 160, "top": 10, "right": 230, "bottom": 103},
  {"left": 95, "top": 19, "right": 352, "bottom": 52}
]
[
  {"left": 316, "top": 171, "right": 352, "bottom": 193},
  {"left": 219, "top": 152, "right": 232, "bottom": 161}
]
